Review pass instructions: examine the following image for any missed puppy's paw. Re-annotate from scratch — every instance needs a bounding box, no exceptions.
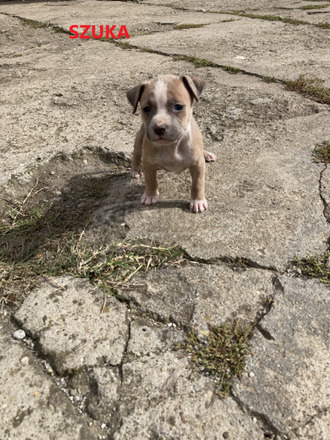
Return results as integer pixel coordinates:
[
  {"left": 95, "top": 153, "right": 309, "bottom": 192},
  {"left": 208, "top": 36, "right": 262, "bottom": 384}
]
[
  {"left": 141, "top": 192, "right": 158, "bottom": 206},
  {"left": 204, "top": 151, "right": 216, "bottom": 162},
  {"left": 190, "top": 199, "right": 208, "bottom": 213},
  {"left": 131, "top": 169, "right": 143, "bottom": 179}
]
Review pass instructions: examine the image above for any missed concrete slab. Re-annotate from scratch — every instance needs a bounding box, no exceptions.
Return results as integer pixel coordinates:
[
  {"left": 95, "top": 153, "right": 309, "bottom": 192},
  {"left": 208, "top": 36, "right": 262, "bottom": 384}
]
[
  {"left": 126, "top": 263, "right": 274, "bottom": 329},
  {"left": 0, "top": 319, "right": 100, "bottom": 440},
  {"left": 147, "top": 0, "right": 330, "bottom": 25},
  {"left": 14, "top": 276, "right": 129, "bottom": 375},
  {"left": 87, "top": 318, "right": 266, "bottom": 440},
  {"left": 129, "top": 18, "right": 330, "bottom": 86},
  {"left": 233, "top": 276, "right": 330, "bottom": 438},
  {"left": 95, "top": 110, "right": 329, "bottom": 270}
]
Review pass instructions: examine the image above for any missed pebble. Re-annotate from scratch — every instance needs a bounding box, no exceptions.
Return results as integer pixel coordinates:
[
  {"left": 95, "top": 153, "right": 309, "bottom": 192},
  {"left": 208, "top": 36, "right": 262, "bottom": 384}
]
[
  {"left": 20, "top": 356, "right": 30, "bottom": 366},
  {"left": 50, "top": 171, "right": 56, "bottom": 176},
  {"left": 208, "top": 125, "right": 217, "bottom": 136},
  {"left": 12, "top": 329, "right": 26, "bottom": 340}
]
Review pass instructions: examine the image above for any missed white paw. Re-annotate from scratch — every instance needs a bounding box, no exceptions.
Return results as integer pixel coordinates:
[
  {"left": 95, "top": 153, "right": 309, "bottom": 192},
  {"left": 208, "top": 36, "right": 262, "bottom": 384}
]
[
  {"left": 204, "top": 152, "right": 216, "bottom": 162},
  {"left": 141, "top": 193, "right": 158, "bottom": 206},
  {"left": 190, "top": 199, "right": 208, "bottom": 213},
  {"left": 131, "top": 170, "right": 143, "bottom": 179}
]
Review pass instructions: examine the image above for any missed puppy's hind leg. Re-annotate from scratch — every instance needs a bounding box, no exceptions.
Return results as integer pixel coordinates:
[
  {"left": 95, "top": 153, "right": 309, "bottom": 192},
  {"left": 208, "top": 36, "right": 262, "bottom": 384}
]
[{"left": 131, "top": 124, "right": 144, "bottom": 179}]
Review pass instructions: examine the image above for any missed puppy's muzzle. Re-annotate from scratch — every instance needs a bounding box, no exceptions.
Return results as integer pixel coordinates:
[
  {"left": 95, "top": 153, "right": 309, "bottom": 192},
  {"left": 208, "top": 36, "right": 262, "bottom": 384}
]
[{"left": 154, "top": 124, "right": 167, "bottom": 136}]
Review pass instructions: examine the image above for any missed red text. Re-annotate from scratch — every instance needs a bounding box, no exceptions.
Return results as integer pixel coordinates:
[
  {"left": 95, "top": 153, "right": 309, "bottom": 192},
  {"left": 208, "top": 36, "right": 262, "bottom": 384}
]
[{"left": 69, "top": 25, "right": 130, "bottom": 39}]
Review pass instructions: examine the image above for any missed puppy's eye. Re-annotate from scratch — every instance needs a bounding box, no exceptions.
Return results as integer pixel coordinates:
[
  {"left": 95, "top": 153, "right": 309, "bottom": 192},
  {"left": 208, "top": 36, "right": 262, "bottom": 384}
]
[
  {"left": 142, "top": 106, "right": 151, "bottom": 113},
  {"left": 174, "top": 104, "right": 184, "bottom": 112}
]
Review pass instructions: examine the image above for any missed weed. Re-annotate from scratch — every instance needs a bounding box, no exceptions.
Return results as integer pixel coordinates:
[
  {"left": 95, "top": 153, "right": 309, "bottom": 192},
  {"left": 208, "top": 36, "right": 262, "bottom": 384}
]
[
  {"left": 223, "top": 65, "right": 241, "bottom": 74},
  {"left": 299, "top": 4, "right": 330, "bottom": 10},
  {"left": 316, "top": 22, "right": 330, "bottom": 29},
  {"left": 263, "top": 76, "right": 277, "bottom": 83},
  {"left": 0, "top": 181, "right": 185, "bottom": 304},
  {"left": 21, "top": 18, "right": 72, "bottom": 35},
  {"left": 295, "top": 253, "right": 330, "bottom": 284},
  {"left": 115, "top": 41, "right": 132, "bottom": 50},
  {"left": 313, "top": 141, "right": 330, "bottom": 164},
  {"left": 177, "top": 321, "right": 254, "bottom": 397},
  {"left": 139, "top": 47, "right": 159, "bottom": 53},
  {"left": 284, "top": 75, "right": 330, "bottom": 104},
  {"left": 21, "top": 18, "right": 48, "bottom": 29},
  {"left": 173, "top": 24, "right": 207, "bottom": 31},
  {"left": 173, "top": 55, "right": 218, "bottom": 68}
]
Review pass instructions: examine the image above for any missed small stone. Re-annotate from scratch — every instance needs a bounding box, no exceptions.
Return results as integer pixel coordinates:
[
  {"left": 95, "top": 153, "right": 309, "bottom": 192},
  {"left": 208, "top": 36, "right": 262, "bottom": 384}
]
[
  {"left": 223, "top": 432, "right": 230, "bottom": 439},
  {"left": 208, "top": 125, "right": 217, "bottom": 136},
  {"left": 20, "top": 356, "right": 29, "bottom": 366},
  {"left": 101, "top": 423, "right": 106, "bottom": 429},
  {"left": 249, "top": 371, "right": 255, "bottom": 378},
  {"left": 50, "top": 171, "right": 55, "bottom": 175},
  {"left": 83, "top": 159, "right": 88, "bottom": 165},
  {"left": 12, "top": 329, "right": 26, "bottom": 340}
]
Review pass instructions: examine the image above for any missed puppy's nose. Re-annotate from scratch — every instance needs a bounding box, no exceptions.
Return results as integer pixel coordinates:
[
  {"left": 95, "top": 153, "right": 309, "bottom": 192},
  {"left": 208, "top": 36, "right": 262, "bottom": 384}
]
[{"left": 154, "top": 124, "right": 167, "bottom": 136}]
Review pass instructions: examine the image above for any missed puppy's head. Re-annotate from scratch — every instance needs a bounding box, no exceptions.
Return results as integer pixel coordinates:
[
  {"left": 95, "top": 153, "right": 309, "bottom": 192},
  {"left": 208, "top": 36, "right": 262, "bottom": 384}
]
[{"left": 127, "top": 75, "right": 204, "bottom": 144}]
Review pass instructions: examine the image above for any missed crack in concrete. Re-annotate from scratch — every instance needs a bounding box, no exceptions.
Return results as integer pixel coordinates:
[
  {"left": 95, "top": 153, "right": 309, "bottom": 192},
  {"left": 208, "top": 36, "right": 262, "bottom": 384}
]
[
  {"left": 318, "top": 163, "right": 330, "bottom": 224},
  {"left": 256, "top": 323, "right": 275, "bottom": 341},
  {"left": 184, "top": 252, "right": 278, "bottom": 273},
  {"left": 232, "top": 393, "right": 289, "bottom": 440},
  {"left": 118, "top": 319, "right": 132, "bottom": 386}
]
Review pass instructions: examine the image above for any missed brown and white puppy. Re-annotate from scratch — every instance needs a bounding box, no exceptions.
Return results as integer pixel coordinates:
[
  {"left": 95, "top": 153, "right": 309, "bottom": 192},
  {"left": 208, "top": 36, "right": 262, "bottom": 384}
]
[{"left": 127, "top": 75, "right": 216, "bottom": 213}]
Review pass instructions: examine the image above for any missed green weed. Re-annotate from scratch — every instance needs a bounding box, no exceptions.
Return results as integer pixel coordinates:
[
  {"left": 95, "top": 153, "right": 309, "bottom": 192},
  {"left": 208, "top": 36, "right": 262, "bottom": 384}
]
[
  {"left": 295, "top": 253, "right": 330, "bottom": 284},
  {"left": 313, "top": 141, "right": 330, "bottom": 164},
  {"left": 177, "top": 321, "right": 254, "bottom": 397},
  {"left": 284, "top": 75, "right": 330, "bottom": 104}
]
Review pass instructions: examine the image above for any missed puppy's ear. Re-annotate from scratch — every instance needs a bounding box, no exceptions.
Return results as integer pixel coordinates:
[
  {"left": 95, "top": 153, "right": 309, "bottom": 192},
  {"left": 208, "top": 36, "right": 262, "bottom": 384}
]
[
  {"left": 181, "top": 76, "right": 205, "bottom": 102},
  {"left": 127, "top": 84, "right": 145, "bottom": 114}
]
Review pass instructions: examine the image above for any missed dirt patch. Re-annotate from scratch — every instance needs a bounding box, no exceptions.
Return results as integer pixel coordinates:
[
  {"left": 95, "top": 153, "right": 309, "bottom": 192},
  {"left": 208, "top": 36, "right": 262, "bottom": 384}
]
[{"left": 0, "top": 147, "right": 133, "bottom": 303}]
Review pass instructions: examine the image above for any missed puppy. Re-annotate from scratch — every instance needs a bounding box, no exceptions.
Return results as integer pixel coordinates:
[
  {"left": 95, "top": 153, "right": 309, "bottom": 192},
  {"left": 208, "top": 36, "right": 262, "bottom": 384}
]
[{"left": 127, "top": 75, "right": 216, "bottom": 213}]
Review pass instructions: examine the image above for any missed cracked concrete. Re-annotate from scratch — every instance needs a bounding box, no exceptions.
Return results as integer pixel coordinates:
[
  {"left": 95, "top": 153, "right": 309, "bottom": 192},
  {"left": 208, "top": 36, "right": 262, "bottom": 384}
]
[{"left": 0, "top": 1, "right": 329, "bottom": 439}]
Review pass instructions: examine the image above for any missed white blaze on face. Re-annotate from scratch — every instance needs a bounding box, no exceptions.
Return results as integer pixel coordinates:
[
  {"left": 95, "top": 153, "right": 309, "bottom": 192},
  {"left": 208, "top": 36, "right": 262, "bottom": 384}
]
[{"left": 153, "top": 78, "right": 168, "bottom": 121}]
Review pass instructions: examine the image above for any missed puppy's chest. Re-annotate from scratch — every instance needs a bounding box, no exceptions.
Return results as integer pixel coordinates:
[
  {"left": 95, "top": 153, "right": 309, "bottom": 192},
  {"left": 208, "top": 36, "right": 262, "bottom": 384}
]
[{"left": 154, "top": 146, "right": 191, "bottom": 173}]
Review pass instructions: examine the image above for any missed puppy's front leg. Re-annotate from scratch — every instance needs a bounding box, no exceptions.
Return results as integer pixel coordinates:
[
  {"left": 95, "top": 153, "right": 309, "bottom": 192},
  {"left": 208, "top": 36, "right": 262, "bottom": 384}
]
[
  {"left": 141, "top": 164, "right": 159, "bottom": 206},
  {"left": 131, "top": 124, "right": 144, "bottom": 179},
  {"left": 189, "top": 160, "right": 207, "bottom": 213}
]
